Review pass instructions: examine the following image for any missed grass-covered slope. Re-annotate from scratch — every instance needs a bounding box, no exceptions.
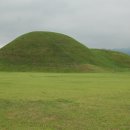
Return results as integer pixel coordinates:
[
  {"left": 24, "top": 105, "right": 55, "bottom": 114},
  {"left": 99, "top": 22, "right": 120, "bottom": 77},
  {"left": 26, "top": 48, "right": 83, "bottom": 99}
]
[
  {"left": 91, "top": 49, "right": 130, "bottom": 71},
  {"left": 0, "top": 31, "right": 130, "bottom": 72},
  {"left": 0, "top": 32, "right": 96, "bottom": 72}
]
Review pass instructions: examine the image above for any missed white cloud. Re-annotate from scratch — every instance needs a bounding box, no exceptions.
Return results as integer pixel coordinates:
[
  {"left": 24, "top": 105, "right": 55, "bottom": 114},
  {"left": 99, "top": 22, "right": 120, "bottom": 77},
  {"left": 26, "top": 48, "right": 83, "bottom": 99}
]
[{"left": 0, "top": 0, "right": 130, "bottom": 48}]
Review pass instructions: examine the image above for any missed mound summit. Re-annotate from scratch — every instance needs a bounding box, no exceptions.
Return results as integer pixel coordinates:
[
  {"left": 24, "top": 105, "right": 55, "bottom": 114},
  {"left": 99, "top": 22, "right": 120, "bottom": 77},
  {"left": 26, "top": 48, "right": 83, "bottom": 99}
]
[{"left": 0, "top": 31, "right": 130, "bottom": 72}]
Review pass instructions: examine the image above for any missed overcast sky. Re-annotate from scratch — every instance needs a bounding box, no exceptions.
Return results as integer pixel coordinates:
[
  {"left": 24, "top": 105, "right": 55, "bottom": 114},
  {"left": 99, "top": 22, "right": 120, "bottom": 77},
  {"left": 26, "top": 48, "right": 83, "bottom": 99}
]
[{"left": 0, "top": 0, "right": 130, "bottom": 49}]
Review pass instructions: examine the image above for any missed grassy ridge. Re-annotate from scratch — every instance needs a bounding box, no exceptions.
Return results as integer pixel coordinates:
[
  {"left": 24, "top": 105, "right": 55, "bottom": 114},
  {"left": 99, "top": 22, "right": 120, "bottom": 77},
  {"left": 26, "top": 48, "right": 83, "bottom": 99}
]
[
  {"left": 0, "top": 72, "right": 130, "bottom": 130},
  {"left": 0, "top": 31, "right": 130, "bottom": 72},
  {"left": 92, "top": 49, "right": 130, "bottom": 71}
]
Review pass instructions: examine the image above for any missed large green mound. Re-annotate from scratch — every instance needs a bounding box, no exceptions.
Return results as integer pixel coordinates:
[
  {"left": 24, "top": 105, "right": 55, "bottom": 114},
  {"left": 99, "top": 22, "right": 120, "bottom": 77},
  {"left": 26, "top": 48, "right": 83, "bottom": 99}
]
[
  {"left": 0, "top": 31, "right": 130, "bottom": 72},
  {"left": 0, "top": 32, "right": 95, "bottom": 72}
]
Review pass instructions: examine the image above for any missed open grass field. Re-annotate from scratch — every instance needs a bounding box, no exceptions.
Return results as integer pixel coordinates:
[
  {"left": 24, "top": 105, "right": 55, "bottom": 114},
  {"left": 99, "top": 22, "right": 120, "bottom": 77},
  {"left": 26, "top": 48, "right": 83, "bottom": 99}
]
[{"left": 0, "top": 72, "right": 130, "bottom": 130}]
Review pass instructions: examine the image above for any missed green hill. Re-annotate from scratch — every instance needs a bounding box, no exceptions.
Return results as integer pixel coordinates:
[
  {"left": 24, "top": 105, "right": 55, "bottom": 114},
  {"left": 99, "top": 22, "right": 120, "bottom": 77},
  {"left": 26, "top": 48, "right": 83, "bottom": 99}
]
[
  {"left": 91, "top": 49, "right": 130, "bottom": 71},
  {"left": 0, "top": 31, "right": 130, "bottom": 72}
]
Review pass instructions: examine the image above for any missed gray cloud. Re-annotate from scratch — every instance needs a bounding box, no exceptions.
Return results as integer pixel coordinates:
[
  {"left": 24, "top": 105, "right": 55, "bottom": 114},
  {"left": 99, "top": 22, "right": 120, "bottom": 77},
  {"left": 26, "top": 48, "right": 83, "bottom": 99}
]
[{"left": 0, "top": 0, "right": 130, "bottom": 49}]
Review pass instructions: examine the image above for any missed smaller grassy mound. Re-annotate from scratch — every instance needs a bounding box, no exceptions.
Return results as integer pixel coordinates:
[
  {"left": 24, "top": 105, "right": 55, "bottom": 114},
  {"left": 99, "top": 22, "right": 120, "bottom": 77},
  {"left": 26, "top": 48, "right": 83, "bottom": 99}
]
[{"left": 91, "top": 49, "right": 130, "bottom": 71}]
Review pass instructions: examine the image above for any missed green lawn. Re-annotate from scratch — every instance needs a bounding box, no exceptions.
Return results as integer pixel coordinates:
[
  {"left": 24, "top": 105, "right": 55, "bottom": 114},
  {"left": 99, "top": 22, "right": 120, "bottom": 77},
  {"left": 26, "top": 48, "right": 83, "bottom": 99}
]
[{"left": 0, "top": 72, "right": 130, "bottom": 130}]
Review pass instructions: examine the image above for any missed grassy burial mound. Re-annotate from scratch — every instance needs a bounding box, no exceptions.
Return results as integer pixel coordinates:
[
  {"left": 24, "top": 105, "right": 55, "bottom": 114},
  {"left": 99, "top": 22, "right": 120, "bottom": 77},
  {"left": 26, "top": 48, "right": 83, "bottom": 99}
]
[
  {"left": 0, "top": 31, "right": 130, "bottom": 72},
  {"left": 91, "top": 49, "right": 130, "bottom": 71},
  {"left": 0, "top": 32, "right": 95, "bottom": 72}
]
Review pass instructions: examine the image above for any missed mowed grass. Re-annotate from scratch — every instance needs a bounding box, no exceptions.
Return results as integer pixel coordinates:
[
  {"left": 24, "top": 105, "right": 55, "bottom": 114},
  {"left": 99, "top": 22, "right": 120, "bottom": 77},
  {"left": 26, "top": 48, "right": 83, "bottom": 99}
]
[{"left": 0, "top": 72, "right": 130, "bottom": 130}]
